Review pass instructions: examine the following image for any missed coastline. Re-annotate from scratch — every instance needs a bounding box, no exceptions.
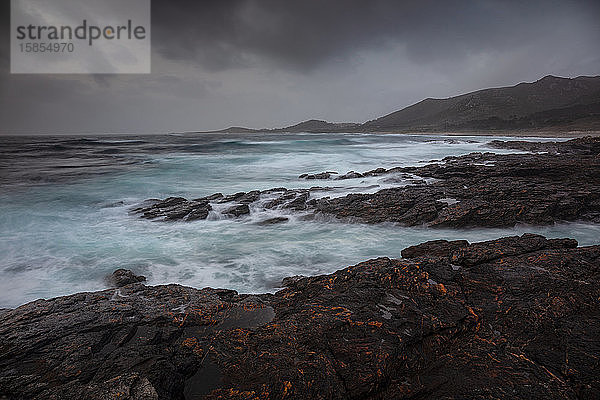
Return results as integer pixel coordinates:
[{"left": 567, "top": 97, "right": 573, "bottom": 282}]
[
  {"left": 1, "top": 135, "right": 599, "bottom": 399},
  {"left": 1, "top": 234, "right": 598, "bottom": 399},
  {"left": 132, "top": 136, "right": 600, "bottom": 228},
  {"left": 2, "top": 127, "right": 599, "bottom": 138},
  {"left": 190, "top": 128, "right": 600, "bottom": 138}
]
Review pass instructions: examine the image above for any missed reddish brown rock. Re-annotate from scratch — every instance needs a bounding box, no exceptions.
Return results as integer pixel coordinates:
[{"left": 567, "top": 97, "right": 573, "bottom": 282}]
[{"left": 1, "top": 234, "right": 599, "bottom": 399}]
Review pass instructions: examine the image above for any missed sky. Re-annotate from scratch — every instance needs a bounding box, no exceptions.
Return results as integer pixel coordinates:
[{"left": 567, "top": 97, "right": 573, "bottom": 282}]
[{"left": 0, "top": 0, "right": 599, "bottom": 135}]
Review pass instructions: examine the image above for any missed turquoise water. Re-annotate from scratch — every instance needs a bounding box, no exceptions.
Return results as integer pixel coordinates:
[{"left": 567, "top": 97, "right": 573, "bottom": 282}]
[{"left": 1, "top": 133, "right": 598, "bottom": 308}]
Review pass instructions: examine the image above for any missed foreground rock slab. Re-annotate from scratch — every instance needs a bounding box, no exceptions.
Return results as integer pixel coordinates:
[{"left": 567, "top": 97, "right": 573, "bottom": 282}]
[{"left": 1, "top": 234, "right": 598, "bottom": 399}]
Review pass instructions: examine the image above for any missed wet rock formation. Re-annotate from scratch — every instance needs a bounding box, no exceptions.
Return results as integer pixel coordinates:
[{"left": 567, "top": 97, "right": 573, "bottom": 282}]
[
  {"left": 131, "top": 188, "right": 316, "bottom": 222},
  {"left": 134, "top": 197, "right": 213, "bottom": 222},
  {"left": 133, "top": 136, "right": 600, "bottom": 228},
  {"left": 1, "top": 234, "right": 598, "bottom": 399},
  {"left": 105, "top": 269, "right": 147, "bottom": 288},
  {"left": 310, "top": 136, "right": 600, "bottom": 227},
  {"left": 299, "top": 171, "right": 338, "bottom": 180}
]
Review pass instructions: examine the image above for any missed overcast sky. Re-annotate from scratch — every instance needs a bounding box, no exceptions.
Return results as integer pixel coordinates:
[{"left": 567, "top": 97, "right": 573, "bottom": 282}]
[{"left": 1, "top": 0, "right": 599, "bottom": 134}]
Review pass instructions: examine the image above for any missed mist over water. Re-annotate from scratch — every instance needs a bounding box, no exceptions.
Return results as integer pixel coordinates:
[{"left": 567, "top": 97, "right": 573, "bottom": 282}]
[{"left": 1, "top": 133, "right": 597, "bottom": 308}]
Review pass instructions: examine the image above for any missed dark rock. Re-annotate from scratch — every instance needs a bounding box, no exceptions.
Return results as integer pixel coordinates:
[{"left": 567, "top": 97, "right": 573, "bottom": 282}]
[
  {"left": 218, "top": 192, "right": 247, "bottom": 203},
  {"left": 208, "top": 288, "right": 239, "bottom": 300},
  {"left": 261, "top": 190, "right": 311, "bottom": 211},
  {"left": 134, "top": 137, "right": 600, "bottom": 228},
  {"left": 224, "top": 204, "right": 250, "bottom": 217},
  {"left": 185, "top": 205, "right": 211, "bottom": 221},
  {"left": 299, "top": 172, "right": 337, "bottom": 180},
  {"left": 488, "top": 135, "right": 600, "bottom": 155},
  {"left": 401, "top": 239, "right": 469, "bottom": 259},
  {"left": 218, "top": 191, "right": 261, "bottom": 204},
  {"left": 155, "top": 197, "right": 187, "bottom": 207},
  {"left": 105, "top": 269, "right": 146, "bottom": 288},
  {"left": 2, "top": 234, "right": 599, "bottom": 399},
  {"left": 262, "top": 187, "right": 288, "bottom": 195},
  {"left": 363, "top": 167, "right": 387, "bottom": 176},
  {"left": 133, "top": 197, "right": 212, "bottom": 221},
  {"left": 257, "top": 217, "right": 289, "bottom": 225},
  {"left": 263, "top": 190, "right": 300, "bottom": 209},
  {"left": 284, "top": 192, "right": 310, "bottom": 210},
  {"left": 308, "top": 137, "right": 600, "bottom": 227},
  {"left": 237, "top": 190, "right": 261, "bottom": 204},
  {"left": 336, "top": 171, "right": 363, "bottom": 180},
  {"left": 450, "top": 233, "right": 578, "bottom": 267},
  {"left": 192, "top": 193, "right": 223, "bottom": 202},
  {"left": 281, "top": 275, "right": 306, "bottom": 287},
  {"left": 402, "top": 234, "right": 579, "bottom": 266}
]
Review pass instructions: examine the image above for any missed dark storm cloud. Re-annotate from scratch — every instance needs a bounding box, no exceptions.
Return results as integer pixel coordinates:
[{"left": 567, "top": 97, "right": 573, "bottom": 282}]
[
  {"left": 150, "top": 0, "right": 600, "bottom": 71},
  {"left": 0, "top": 0, "right": 599, "bottom": 134}
]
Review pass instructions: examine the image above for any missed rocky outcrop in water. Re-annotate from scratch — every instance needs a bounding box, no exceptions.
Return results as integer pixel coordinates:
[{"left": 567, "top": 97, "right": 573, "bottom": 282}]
[
  {"left": 1, "top": 234, "right": 599, "bottom": 399},
  {"left": 134, "top": 137, "right": 600, "bottom": 228},
  {"left": 299, "top": 171, "right": 338, "bottom": 180},
  {"left": 134, "top": 197, "right": 213, "bottom": 221},
  {"left": 309, "top": 136, "right": 600, "bottom": 227},
  {"left": 131, "top": 188, "right": 318, "bottom": 222},
  {"left": 105, "top": 269, "right": 147, "bottom": 288}
]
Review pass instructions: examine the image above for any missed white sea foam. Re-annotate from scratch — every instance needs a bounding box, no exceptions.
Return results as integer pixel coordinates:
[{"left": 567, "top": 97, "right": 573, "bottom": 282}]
[{"left": 0, "top": 133, "right": 590, "bottom": 308}]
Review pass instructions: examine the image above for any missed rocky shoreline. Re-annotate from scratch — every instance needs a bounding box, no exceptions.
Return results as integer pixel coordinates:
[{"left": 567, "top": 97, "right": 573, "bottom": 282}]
[
  {"left": 2, "top": 137, "right": 600, "bottom": 399},
  {"left": 132, "top": 136, "right": 600, "bottom": 228},
  {"left": 1, "top": 233, "right": 598, "bottom": 399}
]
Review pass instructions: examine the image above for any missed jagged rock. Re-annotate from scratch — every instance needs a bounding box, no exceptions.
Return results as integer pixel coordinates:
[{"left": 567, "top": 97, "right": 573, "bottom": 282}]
[
  {"left": 281, "top": 275, "right": 306, "bottom": 287},
  {"left": 363, "top": 167, "right": 387, "bottom": 176},
  {"left": 218, "top": 192, "right": 247, "bottom": 203},
  {"left": 105, "top": 269, "right": 146, "bottom": 288},
  {"left": 193, "top": 193, "right": 223, "bottom": 202},
  {"left": 401, "top": 239, "right": 469, "bottom": 259},
  {"left": 219, "top": 191, "right": 261, "bottom": 204},
  {"left": 154, "top": 197, "right": 187, "bottom": 207},
  {"left": 237, "top": 190, "right": 261, "bottom": 204},
  {"left": 263, "top": 190, "right": 299, "bottom": 209},
  {"left": 449, "top": 233, "right": 578, "bottom": 267},
  {"left": 1, "top": 234, "right": 598, "bottom": 399},
  {"left": 310, "top": 137, "right": 600, "bottom": 227},
  {"left": 257, "top": 217, "right": 289, "bottom": 225},
  {"left": 133, "top": 198, "right": 212, "bottom": 221},
  {"left": 224, "top": 204, "right": 250, "bottom": 217},
  {"left": 336, "top": 171, "right": 363, "bottom": 180},
  {"left": 186, "top": 206, "right": 211, "bottom": 221},
  {"left": 299, "top": 172, "right": 337, "bottom": 180},
  {"left": 284, "top": 192, "right": 309, "bottom": 210},
  {"left": 488, "top": 135, "right": 600, "bottom": 154},
  {"left": 134, "top": 137, "right": 600, "bottom": 228}
]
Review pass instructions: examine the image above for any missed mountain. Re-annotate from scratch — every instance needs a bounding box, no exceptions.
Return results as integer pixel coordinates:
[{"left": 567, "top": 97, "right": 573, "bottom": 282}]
[
  {"left": 203, "top": 75, "right": 600, "bottom": 134},
  {"left": 206, "top": 126, "right": 260, "bottom": 133},
  {"left": 270, "top": 119, "right": 361, "bottom": 133},
  {"left": 206, "top": 120, "right": 361, "bottom": 134},
  {"left": 363, "top": 75, "right": 600, "bottom": 132}
]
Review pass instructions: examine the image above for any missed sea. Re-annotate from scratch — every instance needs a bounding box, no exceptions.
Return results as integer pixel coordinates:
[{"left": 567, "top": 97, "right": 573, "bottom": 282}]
[{"left": 1, "top": 132, "right": 598, "bottom": 308}]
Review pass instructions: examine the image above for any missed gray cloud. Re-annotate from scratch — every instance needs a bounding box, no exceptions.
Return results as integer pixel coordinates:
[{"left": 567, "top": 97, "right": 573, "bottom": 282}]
[
  {"left": 0, "top": 0, "right": 599, "bottom": 134},
  {"left": 151, "top": 0, "right": 600, "bottom": 70}
]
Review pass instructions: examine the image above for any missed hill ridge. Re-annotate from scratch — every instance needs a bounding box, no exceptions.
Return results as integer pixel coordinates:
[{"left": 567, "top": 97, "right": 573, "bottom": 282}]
[{"left": 202, "top": 75, "right": 600, "bottom": 134}]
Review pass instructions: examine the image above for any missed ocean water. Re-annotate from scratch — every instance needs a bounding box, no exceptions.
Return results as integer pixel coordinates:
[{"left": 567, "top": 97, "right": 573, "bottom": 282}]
[{"left": 1, "top": 133, "right": 598, "bottom": 308}]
